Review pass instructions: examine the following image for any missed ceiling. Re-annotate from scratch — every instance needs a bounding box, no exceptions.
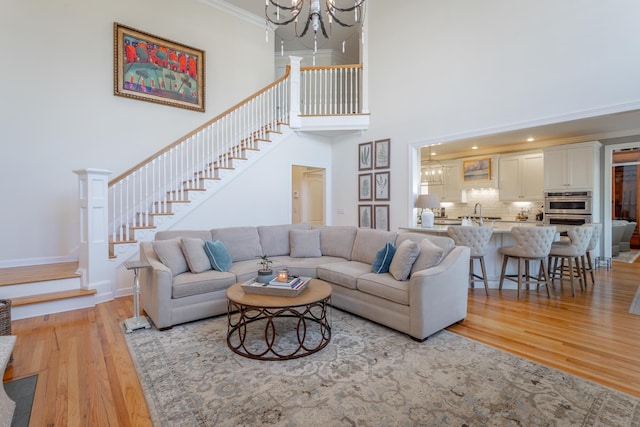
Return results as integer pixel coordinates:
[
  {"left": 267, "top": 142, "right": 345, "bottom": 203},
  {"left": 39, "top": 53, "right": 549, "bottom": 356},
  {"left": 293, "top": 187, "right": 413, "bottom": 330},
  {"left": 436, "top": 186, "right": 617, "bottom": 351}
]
[
  {"left": 226, "top": 0, "right": 362, "bottom": 59},
  {"left": 422, "top": 109, "right": 640, "bottom": 160},
  {"left": 221, "top": 1, "right": 640, "bottom": 159}
]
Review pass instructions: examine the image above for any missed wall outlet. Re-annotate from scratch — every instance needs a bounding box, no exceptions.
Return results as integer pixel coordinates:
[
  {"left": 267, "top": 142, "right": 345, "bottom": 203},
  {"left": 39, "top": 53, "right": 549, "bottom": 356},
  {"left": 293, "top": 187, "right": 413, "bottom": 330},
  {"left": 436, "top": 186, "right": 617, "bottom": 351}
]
[{"left": 337, "top": 208, "right": 345, "bottom": 214}]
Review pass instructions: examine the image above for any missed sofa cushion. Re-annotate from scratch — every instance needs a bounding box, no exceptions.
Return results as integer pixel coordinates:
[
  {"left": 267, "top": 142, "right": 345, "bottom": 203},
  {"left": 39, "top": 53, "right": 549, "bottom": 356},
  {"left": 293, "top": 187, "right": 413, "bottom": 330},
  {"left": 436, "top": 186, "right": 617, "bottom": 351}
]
[
  {"left": 317, "top": 261, "right": 372, "bottom": 290},
  {"left": 211, "top": 226, "right": 263, "bottom": 262},
  {"left": 204, "top": 240, "right": 233, "bottom": 272},
  {"left": 357, "top": 273, "right": 410, "bottom": 305},
  {"left": 351, "top": 228, "right": 397, "bottom": 264},
  {"left": 389, "top": 240, "right": 420, "bottom": 281},
  {"left": 152, "top": 238, "right": 189, "bottom": 276},
  {"left": 315, "top": 225, "right": 357, "bottom": 260},
  {"left": 396, "top": 232, "right": 455, "bottom": 258},
  {"left": 410, "top": 238, "right": 446, "bottom": 275},
  {"left": 180, "top": 238, "right": 212, "bottom": 274},
  {"left": 258, "top": 223, "right": 309, "bottom": 256},
  {"left": 172, "top": 270, "right": 236, "bottom": 298},
  {"left": 271, "top": 255, "right": 344, "bottom": 278},
  {"left": 371, "top": 242, "right": 396, "bottom": 274},
  {"left": 290, "top": 229, "right": 322, "bottom": 258}
]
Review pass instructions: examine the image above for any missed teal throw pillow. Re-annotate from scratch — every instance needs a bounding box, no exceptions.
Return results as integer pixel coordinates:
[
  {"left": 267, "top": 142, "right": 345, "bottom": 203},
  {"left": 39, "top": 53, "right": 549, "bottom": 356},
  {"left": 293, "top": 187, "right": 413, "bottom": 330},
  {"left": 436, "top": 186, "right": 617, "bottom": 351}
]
[
  {"left": 372, "top": 242, "right": 396, "bottom": 274},
  {"left": 204, "top": 240, "right": 232, "bottom": 272}
]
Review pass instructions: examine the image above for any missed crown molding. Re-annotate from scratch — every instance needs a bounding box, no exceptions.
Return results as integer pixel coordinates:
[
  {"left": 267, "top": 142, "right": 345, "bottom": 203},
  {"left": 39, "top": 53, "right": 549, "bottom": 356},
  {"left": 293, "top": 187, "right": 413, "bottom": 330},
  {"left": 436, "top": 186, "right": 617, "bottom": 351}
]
[{"left": 199, "top": 0, "right": 266, "bottom": 28}]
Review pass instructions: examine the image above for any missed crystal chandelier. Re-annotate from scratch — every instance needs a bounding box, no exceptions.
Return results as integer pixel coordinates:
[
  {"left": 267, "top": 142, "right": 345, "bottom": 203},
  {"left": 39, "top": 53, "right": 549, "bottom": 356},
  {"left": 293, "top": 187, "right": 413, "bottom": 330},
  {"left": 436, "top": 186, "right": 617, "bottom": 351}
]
[{"left": 265, "top": 0, "right": 366, "bottom": 50}]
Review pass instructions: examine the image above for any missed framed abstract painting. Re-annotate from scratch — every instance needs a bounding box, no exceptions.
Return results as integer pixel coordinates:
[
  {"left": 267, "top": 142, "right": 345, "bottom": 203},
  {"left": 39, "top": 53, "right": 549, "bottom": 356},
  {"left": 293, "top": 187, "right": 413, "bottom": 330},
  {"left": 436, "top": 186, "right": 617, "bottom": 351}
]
[{"left": 114, "top": 23, "right": 206, "bottom": 112}]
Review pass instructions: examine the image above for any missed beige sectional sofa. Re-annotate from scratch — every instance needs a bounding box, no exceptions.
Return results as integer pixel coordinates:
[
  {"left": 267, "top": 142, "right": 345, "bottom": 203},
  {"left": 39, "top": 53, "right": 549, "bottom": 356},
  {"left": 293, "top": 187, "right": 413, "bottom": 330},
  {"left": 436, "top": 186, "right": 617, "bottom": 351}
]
[{"left": 138, "top": 223, "right": 470, "bottom": 341}]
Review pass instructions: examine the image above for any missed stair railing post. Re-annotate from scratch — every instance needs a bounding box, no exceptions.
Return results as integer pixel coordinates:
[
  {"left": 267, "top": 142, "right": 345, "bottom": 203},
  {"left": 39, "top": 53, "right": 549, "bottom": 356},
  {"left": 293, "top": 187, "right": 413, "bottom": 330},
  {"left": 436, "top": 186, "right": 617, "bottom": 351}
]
[
  {"left": 288, "top": 56, "right": 302, "bottom": 129},
  {"left": 73, "top": 168, "right": 113, "bottom": 298}
]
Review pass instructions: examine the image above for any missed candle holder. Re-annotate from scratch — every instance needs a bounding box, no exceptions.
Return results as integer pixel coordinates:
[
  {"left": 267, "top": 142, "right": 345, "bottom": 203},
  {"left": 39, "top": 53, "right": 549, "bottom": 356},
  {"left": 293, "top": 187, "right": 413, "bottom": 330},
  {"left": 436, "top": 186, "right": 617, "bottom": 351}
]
[{"left": 277, "top": 269, "right": 289, "bottom": 282}]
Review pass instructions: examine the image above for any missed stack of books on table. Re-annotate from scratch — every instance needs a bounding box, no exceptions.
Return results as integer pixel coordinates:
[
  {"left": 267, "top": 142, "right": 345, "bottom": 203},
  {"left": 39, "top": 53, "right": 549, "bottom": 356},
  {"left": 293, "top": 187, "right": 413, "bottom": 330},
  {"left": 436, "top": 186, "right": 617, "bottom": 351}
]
[
  {"left": 268, "top": 276, "right": 308, "bottom": 290},
  {"left": 241, "top": 276, "right": 311, "bottom": 296}
]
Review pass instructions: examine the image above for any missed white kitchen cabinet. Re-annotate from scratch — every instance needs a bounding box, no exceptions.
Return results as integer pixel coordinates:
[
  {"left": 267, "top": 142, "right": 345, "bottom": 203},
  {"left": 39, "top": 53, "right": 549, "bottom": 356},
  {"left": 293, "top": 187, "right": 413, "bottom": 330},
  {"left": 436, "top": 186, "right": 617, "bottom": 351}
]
[
  {"left": 543, "top": 141, "right": 600, "bottom": 191},
  {"left": 499, "top": 152, "right": 543, "bottom": 201},
  {"left": 428, "top": 160, "right": 463, "bottom": 202}
]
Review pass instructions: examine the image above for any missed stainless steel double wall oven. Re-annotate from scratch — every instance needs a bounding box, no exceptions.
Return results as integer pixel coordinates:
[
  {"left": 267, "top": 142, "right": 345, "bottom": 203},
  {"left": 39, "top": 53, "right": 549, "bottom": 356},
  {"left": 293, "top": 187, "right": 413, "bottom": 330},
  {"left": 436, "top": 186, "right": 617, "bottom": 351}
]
[{"left": 544, "top": 191, "right": 592, "bottom": 226}]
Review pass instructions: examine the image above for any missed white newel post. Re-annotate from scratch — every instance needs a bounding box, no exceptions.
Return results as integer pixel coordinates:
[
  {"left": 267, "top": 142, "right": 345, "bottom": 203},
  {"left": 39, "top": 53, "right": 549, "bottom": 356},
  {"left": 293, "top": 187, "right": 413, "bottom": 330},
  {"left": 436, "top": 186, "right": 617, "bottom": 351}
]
[
  {"left": 73, "top": 168, "right": 113, "bottom": 297},
  {"left": 288, "top": 56, "right": 302, "bottom": 129}
]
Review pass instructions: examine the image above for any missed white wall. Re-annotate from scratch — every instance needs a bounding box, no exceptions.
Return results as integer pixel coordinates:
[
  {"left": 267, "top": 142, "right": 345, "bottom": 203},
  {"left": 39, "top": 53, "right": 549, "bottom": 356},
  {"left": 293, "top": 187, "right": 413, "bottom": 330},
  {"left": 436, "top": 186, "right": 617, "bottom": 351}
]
[
  {"left": 0, "top": 0, "right": 274, "bottom": 266},
  {"left": 170, "top": 132, "right": 332, "bottom": 229},
  {"left": 5, "top": 0, "right": 640, "bottom": 266},
  {"left": 331, "top": 0, "right": 640, "bottom": 230}
]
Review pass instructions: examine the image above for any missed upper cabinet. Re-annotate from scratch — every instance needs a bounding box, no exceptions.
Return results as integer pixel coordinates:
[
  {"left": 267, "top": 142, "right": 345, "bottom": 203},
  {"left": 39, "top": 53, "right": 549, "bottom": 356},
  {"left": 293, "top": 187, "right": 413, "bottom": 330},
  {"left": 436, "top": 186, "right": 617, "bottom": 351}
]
[
  {"left": 543, "top": 141, "right": 601, "bottom": 191},
  {"left": 499, "top": 151, "right": 543, "bottom": 201},
  {"left": 426, "top": 160, "right": 463, "bottom": 202}
]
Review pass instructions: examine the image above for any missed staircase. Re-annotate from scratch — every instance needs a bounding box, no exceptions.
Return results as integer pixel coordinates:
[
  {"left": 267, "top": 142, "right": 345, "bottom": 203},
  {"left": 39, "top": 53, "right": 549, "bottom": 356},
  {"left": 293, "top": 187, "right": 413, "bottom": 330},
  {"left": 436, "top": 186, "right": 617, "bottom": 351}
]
[
  {"left": 3, "top": 58, "right": 369, "bottom": 320},
  {"left": 0, "top": 263, "right": 94, "bottom": 320}
]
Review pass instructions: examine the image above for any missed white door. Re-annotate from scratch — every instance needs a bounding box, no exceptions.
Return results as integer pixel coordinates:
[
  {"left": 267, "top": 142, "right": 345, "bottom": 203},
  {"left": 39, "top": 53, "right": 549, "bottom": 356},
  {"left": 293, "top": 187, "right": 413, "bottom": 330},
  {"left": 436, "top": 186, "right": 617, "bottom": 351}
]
[{"left": 302, "top": 169, "right": 325, "bottom": 225}]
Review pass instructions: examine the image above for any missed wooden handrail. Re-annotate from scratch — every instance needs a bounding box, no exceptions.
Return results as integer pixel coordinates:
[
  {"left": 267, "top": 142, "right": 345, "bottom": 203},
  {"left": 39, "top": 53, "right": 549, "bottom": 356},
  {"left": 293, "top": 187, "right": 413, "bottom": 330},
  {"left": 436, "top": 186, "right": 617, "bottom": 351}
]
[
  {"left": 109, "top": 66, "right": 291, "bottom": 186},
  {"left": 300, "top": 64, "right": 362, "bottom": 71}
]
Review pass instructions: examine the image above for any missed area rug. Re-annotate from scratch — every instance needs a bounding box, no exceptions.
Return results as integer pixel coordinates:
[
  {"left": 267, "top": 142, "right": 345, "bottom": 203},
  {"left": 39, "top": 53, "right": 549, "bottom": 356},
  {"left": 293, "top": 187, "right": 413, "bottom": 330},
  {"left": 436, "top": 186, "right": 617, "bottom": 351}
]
[
  {"left": 124, "top": 309, "right": 640, "bottom": 426},
  {"left": 612, "top": 250, "right": 640, "bottom": 264},
  {"left": 3, "top": 374, "right": 37, "bottom": 427}
]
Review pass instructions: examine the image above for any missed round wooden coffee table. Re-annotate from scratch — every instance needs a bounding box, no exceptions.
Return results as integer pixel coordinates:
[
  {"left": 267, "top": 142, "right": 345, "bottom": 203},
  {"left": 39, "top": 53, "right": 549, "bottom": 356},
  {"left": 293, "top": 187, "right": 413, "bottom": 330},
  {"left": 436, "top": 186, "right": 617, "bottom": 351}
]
[{"left": 226, "top": 279, "right": 332, "bottom": 360}]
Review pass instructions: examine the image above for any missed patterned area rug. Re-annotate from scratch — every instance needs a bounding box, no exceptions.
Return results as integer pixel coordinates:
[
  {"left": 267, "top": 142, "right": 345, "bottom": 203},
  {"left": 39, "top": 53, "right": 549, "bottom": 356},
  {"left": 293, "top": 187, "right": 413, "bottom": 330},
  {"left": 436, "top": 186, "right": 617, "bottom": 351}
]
[
  {"left": 613, "top": 250, "right": 640, "bottom": 264},
  {"left": 124, "top": 309, "right": 640, "bottom": 426}
]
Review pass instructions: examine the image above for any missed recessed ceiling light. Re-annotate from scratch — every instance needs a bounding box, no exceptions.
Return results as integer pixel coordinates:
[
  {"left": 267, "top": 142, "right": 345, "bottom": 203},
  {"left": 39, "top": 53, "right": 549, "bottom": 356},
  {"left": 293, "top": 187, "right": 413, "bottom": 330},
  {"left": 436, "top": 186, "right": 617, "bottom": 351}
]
[
  {"left": 526, "top": 137, "right": 535, "bottom": 142},
  {"left": 471, "top": 145, "right": 478, "bottom": 150}
]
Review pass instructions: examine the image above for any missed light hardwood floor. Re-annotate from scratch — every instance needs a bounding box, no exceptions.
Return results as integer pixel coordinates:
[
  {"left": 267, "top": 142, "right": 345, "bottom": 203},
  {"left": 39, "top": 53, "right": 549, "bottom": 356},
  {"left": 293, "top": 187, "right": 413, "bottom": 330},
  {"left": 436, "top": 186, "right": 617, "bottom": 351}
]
[{"left": 3, "top": 261, "right": 640, "bottom": 426}]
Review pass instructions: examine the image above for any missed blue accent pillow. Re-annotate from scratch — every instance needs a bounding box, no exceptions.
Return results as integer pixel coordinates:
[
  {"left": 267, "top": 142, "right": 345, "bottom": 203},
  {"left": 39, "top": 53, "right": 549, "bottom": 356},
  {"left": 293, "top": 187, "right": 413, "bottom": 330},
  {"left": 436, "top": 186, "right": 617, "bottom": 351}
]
[
  {"left": 204, "top": 240, "right": 232, "bottom": 272},
  {"left": 372, "top": 242, "right": 396, "bottom": 274}
]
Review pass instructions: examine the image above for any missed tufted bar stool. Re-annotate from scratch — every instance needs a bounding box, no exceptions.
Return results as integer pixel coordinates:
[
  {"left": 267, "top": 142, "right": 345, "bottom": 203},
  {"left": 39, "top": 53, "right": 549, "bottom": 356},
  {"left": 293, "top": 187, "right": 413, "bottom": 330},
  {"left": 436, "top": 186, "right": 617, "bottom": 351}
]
[
  {"left": 548, "top": 226, "right": 593, "bottom": 297},
  {"left": 499, "top": 226, "right": 556, "bottom": 299},
  {"left": 581, "top": 223, "right": 601, "bottom": 287},
  {"left": 447, "top": 226, "right": 494, "bottom": 296}
]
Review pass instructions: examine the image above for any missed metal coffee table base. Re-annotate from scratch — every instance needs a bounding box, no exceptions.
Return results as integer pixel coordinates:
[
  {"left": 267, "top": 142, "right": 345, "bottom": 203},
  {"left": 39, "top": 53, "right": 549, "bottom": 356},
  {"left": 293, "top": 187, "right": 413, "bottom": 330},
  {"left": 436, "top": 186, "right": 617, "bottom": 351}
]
[{"left": 227, "top": 298, "right": 331, "bottom": 360}]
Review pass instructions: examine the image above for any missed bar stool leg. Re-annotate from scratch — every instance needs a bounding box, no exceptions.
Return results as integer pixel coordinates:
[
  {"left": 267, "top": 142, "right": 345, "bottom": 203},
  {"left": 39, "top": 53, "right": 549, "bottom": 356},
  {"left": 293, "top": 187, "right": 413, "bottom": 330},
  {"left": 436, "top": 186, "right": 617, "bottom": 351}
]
[
  {"left": 586, "top": 252, "right": 595, "bottom": 285},
  {"left": 568, "top": 257, "right": 576, "bottom": 297},
  {"left": 469, "top": 258, "right": 475, "bottom": 289},
  {"left": 479, "top": 257, "right": 489, "bottom": 296},
  {"left": 499, "top": 255, "right": 508, "bottom": 290},
  {"left": 539, "top": 259, "right": 551, "bottom": 298},
  {"left": 517, "top": 257, "right": 522, "bottom": 299}
]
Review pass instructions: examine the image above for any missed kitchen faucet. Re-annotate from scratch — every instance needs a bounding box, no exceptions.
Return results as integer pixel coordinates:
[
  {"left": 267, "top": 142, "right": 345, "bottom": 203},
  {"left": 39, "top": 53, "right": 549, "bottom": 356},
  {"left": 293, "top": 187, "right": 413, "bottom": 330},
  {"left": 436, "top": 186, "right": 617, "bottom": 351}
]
[{"left": 474, "top": 203, "right": 483, "bottom": 226}]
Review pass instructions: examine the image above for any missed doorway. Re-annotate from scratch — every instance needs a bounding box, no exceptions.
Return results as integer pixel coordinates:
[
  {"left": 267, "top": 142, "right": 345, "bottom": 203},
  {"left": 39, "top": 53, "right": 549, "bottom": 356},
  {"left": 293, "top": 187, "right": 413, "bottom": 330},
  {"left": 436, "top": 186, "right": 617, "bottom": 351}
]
[
  {"left": 291, "top": 165, "right": 325, "bottom": 225},
  {"left": 612, "top": 147, "right": 640, "bottom": 248}
]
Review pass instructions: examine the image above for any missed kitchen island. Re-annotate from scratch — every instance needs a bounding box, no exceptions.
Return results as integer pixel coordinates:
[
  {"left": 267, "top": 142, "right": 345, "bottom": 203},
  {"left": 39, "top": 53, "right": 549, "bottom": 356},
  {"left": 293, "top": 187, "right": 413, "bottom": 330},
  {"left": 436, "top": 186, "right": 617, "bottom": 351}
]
[{"left": 400, "top": 223, "right": 555, "bottom": 291}]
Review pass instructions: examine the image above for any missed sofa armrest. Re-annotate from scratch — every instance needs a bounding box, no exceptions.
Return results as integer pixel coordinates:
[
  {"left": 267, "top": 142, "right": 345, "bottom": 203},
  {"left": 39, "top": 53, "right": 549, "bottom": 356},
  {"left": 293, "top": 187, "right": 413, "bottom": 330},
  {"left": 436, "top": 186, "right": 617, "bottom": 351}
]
[
  {"left": 139, "top": 241, "right": 175, "bottom": 329},
  {"left": 407, "top": 245, "right": 470, "bottom": 340}
]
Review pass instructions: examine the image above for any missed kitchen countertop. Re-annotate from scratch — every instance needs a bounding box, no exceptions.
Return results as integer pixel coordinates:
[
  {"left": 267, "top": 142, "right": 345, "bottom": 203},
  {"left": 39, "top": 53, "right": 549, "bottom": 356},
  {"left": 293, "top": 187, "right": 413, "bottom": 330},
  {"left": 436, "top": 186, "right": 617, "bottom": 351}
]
[{"left": 400, "top": 222, "right": 544, "bottom": 235}]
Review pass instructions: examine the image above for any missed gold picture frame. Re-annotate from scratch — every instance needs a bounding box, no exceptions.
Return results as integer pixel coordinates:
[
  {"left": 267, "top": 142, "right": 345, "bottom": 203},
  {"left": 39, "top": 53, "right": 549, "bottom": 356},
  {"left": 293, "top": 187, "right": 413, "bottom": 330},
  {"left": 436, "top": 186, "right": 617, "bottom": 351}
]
[
  {"left": 114, "top": 23, "right": 205, "bottom": 112},
  {"left": 463, "top": 158, "right": 491, "bottom": 181}
]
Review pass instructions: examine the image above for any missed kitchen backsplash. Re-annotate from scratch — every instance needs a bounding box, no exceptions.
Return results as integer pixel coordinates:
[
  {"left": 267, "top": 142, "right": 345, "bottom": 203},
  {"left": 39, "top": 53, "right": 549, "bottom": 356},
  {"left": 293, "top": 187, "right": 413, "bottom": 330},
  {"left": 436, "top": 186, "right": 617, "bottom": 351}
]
[{"left": 436, "top": 189, "right": 544, "bottom": 221}]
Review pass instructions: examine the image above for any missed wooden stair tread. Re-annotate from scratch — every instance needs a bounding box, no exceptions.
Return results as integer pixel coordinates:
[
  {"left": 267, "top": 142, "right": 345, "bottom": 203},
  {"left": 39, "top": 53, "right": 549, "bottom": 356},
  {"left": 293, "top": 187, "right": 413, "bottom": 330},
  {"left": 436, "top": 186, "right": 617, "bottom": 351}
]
[
  {"left": 0, "top": 262, "right": 80, "bottom": 287},
  {"left": 11, "top": 288, "right": 97, "bottom": 307}
]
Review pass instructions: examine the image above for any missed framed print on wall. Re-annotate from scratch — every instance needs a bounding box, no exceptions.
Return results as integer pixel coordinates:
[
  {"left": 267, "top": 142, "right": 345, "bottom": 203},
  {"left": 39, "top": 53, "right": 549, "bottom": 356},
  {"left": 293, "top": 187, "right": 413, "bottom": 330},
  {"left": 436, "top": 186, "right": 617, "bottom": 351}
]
[
  {"left": 374, "top": 171, "right": 390, "bottom": 201},
  {"left": 114, "top": 22, "right": 206, "bottom": 112},
  {"left": 359, "top": 173, "right": 372, "bottom": 201},
  {"left": 359, "top": 142, "right": 373, "bottom": 171},
  {"left": 374, "top": 205, "right": 389, "bottom": 231},
  {"left": 374, "top": 138, "right": 390, "bottom": 169},
  {"left": 463, "top": 158, "right": 491, "bottom": 181},
  {"left": 359, "top": 205, "right": 373, "bottom": 228}
]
